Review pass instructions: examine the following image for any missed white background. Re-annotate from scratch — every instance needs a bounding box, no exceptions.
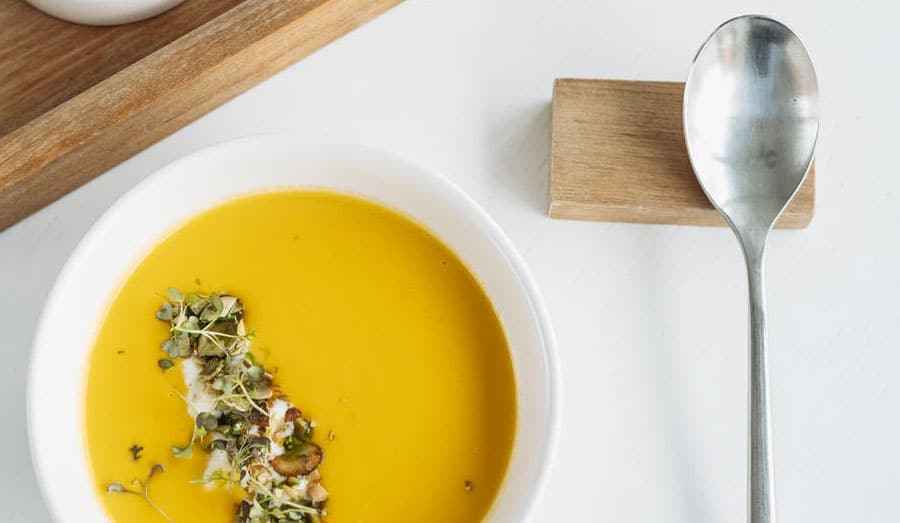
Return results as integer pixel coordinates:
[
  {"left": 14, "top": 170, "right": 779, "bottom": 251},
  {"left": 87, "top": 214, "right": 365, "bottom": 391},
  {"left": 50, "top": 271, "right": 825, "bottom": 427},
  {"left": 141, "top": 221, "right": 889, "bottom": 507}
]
[{"left": 2, "top": 1, "right": 899, "bottom": 521}]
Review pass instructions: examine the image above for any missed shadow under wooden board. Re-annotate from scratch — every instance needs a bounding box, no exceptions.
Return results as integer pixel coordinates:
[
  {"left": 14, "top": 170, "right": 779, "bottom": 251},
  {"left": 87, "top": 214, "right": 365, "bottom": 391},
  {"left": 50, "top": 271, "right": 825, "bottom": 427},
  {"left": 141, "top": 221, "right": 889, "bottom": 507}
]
[
  {"left": 0, "top": 0, "right": 405, "bottom": 231},
  {"left": 549, "top": 78, "right": 815, "bottom": 229}
]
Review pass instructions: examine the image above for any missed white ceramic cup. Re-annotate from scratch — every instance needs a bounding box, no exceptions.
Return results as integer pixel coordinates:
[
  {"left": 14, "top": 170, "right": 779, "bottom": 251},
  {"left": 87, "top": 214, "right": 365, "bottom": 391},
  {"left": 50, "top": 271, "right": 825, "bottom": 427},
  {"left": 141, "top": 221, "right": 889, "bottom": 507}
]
[
  {"left": 28, "top": 135, "right": 559, "bottom": 522},
  {"left": 25, "top": 0, "right": 183, "bottom": 25}
]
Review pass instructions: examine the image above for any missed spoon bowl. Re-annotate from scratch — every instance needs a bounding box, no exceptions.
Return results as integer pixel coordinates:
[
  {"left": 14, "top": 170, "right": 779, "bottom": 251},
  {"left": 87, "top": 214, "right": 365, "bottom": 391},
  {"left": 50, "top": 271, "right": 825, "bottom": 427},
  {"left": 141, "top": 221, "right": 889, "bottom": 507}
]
[
  {"left": 685, "top": 15, "right": 819, "bottom": 231},
  {"left": 683, "top": 15, "right": 819, "bottom": 523}
]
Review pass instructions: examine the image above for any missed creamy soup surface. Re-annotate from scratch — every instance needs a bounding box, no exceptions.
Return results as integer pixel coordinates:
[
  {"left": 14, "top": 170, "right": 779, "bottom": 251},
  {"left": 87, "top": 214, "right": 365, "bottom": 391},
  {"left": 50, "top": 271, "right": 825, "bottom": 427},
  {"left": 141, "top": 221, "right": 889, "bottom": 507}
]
[{"left": 84, "top": 191, "right": 517, "bottom": 522}]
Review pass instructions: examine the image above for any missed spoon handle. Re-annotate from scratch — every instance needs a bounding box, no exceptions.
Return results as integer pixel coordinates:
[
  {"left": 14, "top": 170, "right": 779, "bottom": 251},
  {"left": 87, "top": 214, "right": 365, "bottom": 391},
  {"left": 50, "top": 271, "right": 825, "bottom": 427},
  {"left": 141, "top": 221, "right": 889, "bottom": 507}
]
[{"left": 746, "top": 248, "right": 776, "bottom": 523}]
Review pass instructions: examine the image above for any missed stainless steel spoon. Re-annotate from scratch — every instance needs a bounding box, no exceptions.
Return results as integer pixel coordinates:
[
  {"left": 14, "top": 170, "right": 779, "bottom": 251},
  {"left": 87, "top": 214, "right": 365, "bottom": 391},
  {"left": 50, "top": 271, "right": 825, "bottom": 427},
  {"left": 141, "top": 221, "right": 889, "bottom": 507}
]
[{"left": 683, "top": 15, "right": 819, "bottom": 523}]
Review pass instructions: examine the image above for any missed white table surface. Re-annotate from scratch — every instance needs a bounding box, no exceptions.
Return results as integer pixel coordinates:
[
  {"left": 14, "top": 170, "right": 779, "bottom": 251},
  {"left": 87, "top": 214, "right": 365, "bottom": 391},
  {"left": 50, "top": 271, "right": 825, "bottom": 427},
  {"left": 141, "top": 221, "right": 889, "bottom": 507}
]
[{"left": 3, "top": 1, "right": 899, "bottom": 521}]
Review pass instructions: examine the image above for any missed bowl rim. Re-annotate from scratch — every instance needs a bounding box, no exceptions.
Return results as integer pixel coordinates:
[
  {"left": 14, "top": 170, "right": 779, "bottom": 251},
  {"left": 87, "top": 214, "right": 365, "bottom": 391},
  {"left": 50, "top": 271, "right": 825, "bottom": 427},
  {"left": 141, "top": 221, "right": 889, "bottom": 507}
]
[{"left": 27, "top": 133, "right": 560, "bottom": 522}]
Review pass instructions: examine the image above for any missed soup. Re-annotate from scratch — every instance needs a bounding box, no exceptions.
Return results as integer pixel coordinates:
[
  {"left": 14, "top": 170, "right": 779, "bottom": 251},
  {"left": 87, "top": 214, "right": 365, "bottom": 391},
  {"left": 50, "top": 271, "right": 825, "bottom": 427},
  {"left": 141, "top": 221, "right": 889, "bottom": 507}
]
[{"left": 84, "top": 191, "right": 517, "bottom": 522}]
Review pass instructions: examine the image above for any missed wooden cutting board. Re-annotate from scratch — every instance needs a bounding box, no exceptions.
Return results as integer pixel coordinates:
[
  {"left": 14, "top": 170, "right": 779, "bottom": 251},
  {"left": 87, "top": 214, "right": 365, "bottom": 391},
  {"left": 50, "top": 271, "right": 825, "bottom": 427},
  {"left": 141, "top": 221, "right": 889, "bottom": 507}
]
[
  {"left": 0, "top": 0, "right": 404, "bottom": 231},
  {"left": 549, "top": 78, "right": 815, "bottom": 228}
]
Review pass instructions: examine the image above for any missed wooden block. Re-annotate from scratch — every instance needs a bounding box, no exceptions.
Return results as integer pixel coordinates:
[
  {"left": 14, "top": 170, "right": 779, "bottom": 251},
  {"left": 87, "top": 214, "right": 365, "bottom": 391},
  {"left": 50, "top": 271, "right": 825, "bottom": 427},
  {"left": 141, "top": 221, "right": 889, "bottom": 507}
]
[
  {"left": 549, "top": 78, "right": 815, "bottom": 228},
  {"left": 0, "top": 0, "right": 405, "bottom": 231}
]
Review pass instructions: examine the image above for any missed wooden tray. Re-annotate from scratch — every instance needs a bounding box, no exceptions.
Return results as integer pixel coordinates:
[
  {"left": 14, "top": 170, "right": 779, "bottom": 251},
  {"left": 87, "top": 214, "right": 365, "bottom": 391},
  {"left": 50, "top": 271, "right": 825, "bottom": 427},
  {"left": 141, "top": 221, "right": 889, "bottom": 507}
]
[
  {"left": 0, "top": 0, "right": 404, "bottom": 231},
  {"left": 549, "top": 78, "right": 815, "bottom": 228}
]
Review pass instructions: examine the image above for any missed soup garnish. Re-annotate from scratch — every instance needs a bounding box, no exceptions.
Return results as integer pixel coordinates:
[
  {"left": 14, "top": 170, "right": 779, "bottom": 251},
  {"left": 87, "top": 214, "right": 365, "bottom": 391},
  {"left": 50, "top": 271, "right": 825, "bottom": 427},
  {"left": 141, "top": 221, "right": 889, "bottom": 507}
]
[{"left": 108, "top": 288, "right": 328, "bottom": 523}]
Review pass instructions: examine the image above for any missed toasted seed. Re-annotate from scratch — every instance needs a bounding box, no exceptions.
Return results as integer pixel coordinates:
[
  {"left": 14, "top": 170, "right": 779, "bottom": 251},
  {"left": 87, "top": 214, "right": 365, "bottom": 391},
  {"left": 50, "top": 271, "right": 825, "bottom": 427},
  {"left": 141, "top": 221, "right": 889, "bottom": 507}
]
[
  {"left": 269, "top": 442, "right": 323, "bottom": 476},
  {"left": 284, "top": 407, "right": 302, "bottom": 422},
  {"left": 248, "top": 409, "right": 269, "bottom": 427},
  {"left": 307, "top": 482, "right": 329, "bottom": 503},
  {"left": 196, "top": 412, "right": 219, "bottom": 431}
]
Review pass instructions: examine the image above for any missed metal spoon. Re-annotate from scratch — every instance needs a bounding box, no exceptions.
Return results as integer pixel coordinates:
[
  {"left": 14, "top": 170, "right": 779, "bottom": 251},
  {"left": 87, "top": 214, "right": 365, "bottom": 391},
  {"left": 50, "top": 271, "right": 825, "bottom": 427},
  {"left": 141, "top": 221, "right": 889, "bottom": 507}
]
[{"left": 683, "top": 15, "right": 819, "bottom": 523}]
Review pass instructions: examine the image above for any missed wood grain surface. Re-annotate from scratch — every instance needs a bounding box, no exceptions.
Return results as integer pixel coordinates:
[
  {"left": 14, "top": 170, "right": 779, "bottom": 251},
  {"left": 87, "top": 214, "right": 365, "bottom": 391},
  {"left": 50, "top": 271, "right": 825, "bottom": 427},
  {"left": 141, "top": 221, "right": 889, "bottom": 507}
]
[
  {"left": 0, "top": 0, "right": 244, "bottom": 134},
  {"left": 0, "top": 0, "right": 404, "bottom": 231},
  {"left": 549, "top": 78, "right": 815, "bottom": 228}
]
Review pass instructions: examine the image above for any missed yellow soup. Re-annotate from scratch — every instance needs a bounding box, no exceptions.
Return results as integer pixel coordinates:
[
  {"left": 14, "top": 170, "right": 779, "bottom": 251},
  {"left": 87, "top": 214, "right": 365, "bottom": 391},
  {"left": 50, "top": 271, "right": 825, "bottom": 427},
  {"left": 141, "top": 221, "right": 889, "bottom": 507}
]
[{"left": 84, "top": 191, "right": 517, "bottom": 523}]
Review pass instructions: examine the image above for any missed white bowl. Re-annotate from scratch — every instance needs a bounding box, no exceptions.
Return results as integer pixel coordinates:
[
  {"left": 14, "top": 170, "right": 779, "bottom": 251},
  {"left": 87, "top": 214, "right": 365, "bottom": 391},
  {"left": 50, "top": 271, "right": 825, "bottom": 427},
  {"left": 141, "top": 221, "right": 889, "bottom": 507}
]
[
  {"left": 25, "top": 0, "right": 183, "bottom": 25},
  {"left": 28, "top": 135, "right": 559, "bottom": 522}
]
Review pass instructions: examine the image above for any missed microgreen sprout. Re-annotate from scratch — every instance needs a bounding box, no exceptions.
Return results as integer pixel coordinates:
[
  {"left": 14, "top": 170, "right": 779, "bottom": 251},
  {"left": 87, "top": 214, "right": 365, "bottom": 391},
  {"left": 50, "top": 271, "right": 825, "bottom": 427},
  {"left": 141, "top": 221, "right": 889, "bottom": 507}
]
[{"left": 106, "top": 464, "right": 172, "bottom": 522}]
